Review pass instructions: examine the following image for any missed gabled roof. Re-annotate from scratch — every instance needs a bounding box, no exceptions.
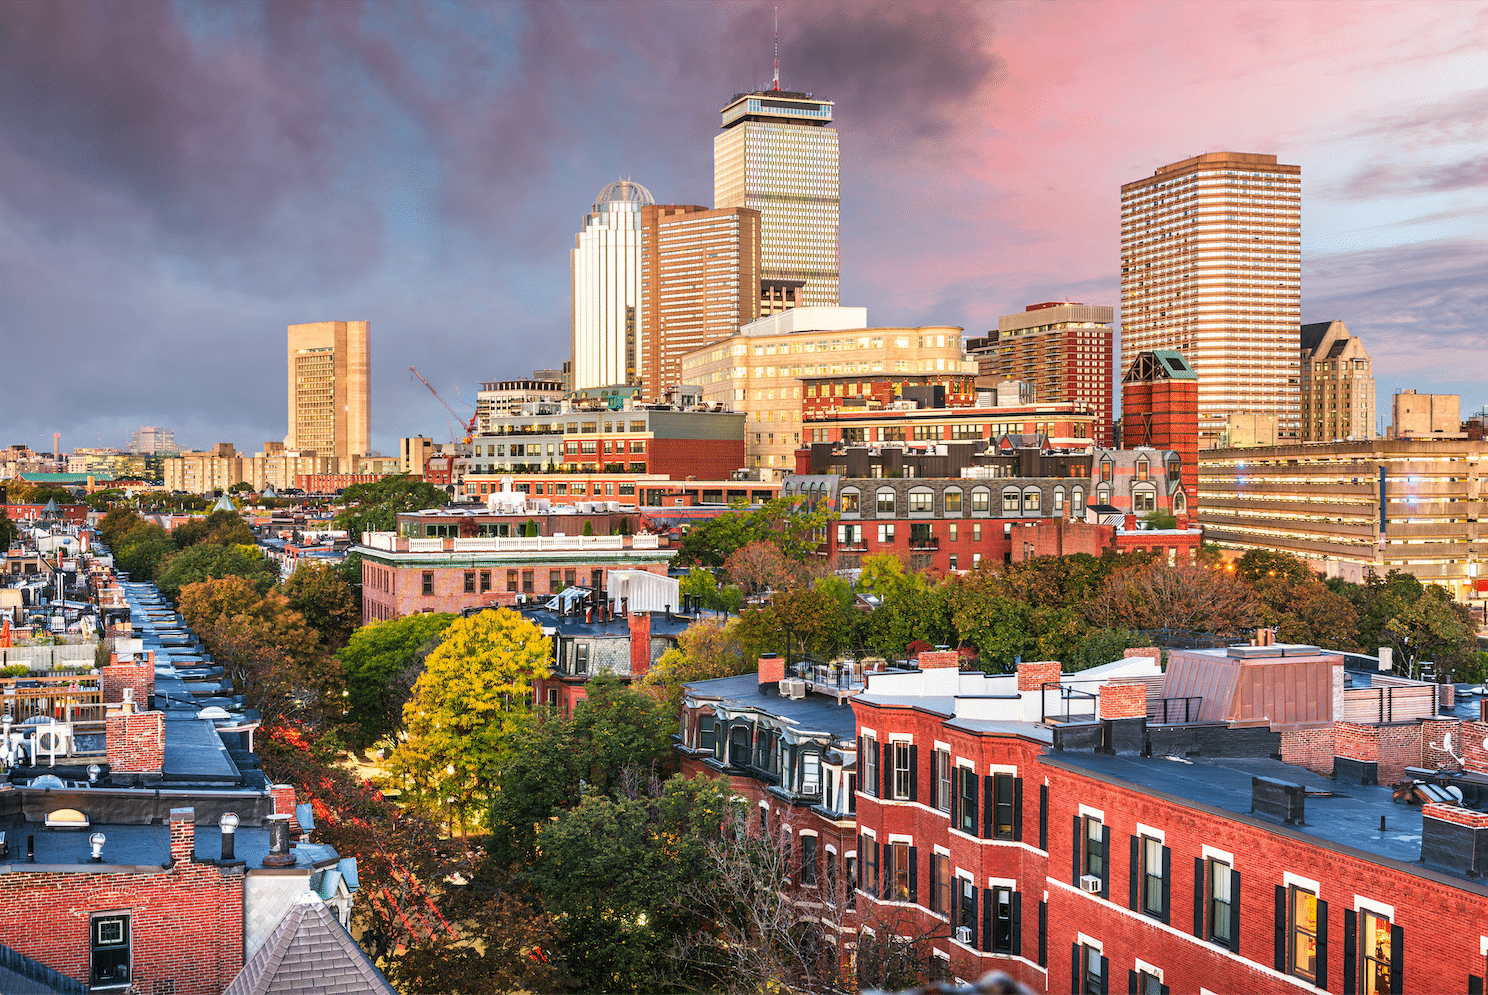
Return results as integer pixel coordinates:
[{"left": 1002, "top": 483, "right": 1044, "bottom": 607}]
[
  {"left": 1300, "top": 320, "right": 1337, "bottom": 353},
  {"left": 223, "top": 893, "right": 396, "bottom": 995},
  {"left": 0, "top": 943, "right": 87, "bottom": 994}
]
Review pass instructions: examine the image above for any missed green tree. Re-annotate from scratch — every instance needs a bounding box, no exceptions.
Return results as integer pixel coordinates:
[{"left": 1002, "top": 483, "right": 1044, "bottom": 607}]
[
  {"left": 1235, "top": 548, "right": 1313, "bottom": 586},
  {"left": 114, "top": 523, "right": 175, "bottom": 581},
  {"left": 172, "top": 508, "right": 253, "bottom": 549},
  {"left": 279, "top": 561, "right": 360, "bottom": 653},
  {"left": 155, "top": 542, "right": 279, "bottom": 602},
  {"left": 773, "top": 585, "right": 852, "bottom": 660},
  {"left": 227, "top": 481, "right": 254, "bottom": 494},
  {"left": 1141, "top": 509, "right": 1178, "bottom": 530},
  {"left": 572, "top": 672, "right": 675, "bottom": 792},
  {"left": 390, "top": 609, "right": 551, "bottom": 831},
  {"left": 678, "top": 567, "right": 744, "bottom": 613},
  {"left": 0, "top": 509, "right": 19, "bottom": 552},
  {"left": 1085, "top": 561, "right": 1257, "bottom": 637},
  {"left": 582, "top": 520, "right": 595, "bottom": 537},
  {"left": 486, "top": 715, "right": 585, "bottom": 868},
  {"left": 338, "top": 612, "right": 458, "bottom": 749},
  {"left": 338, "top": 549, "right": 363, "bottom": 599},
  {"left": 98, "top": 508, "right": 146, "bottom": 547},
  {"left": 334, "top": 474, "right": 447, "bottom": 541},
  {"left": 1385, "top": 585, "right": 1477, "bottom": 682},
  {"left": 1070, "top": 627, "right": 1152, "bottom": 671},
  {"left": 529, "top": 774, "right": 739, "bottom": 993},
  {"left": 677, "top": 496, "right": 835, "bottom": 567},
  {"left": 640, "top": 617, "right": 754, "bottom": 714},
  {"left": 84, "top": 488, "right": 127, "bottom": 511},
  {"left": 856, "top": 552, "right": 916, "bottom": 601}
]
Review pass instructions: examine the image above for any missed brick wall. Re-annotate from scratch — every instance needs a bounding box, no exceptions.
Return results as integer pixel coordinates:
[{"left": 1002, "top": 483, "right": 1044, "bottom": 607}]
[
  {"left": 1423, "top": 802, "right": 1488, "bottom": 828},
  {"left": 1279, "top": 726, "right": 1334, "bottom": 776},
  {"left": 758, "top": 655, "right": 785, "bottom": 687},
  {"left": 630, "top": 612, "right": 652, "bottom": 677},
  {"left": 101, "top": 655, "right": 155, "bottom": 706},
  {"left": 1123, "top": 647, "right": 1162, "bottom": 661},
  {"left": 1008, "top": 519, "right": 1115, "bottom": 562},
  {"left": 106, "top": 710, "right": 164, "bottom": 774},
  {"left": 1421, "top": 717, "right": 1461, "bottom": 770},
  {"left": 918, "top": 650, "right": 959, "bottom": 670},
  {"left": 1376, "top": 723, "right": 1423, "bottom": 785},
  {"left": 1017, "top": 659, "right": 1061, "bottom": 692},
  {"left": 270, "top": 784, "right": 301, "bottom": 836},
  {"left": 362, "top": 557, "right": 669, "bottom": 623},
  {"left": 1099, "top": 683, "right": 1147, "bottom": 720},
  {"left": 1460, "top": 719, "right": 1488, "bottom": 774},
  {"left": 1333, "top": 721, "right": 1379, "bottom": 763}
]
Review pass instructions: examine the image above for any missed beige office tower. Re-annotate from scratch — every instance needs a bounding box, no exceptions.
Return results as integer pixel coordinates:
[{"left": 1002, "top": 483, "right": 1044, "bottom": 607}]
[
  {"left": 285, "top": 320, "right": 370, "bottom": 461},
  {"left": 715, "top": 89, "right": 838, "bottom": 310},
  {"left": 572, "top": 180, "right": 654, "bottom": 391},
  {"left": 637, "top": 204, "right": 761, "bottom": 401},
  {"left": 1120, "top": 152, "right": 1302, "bottom": 448},
  {"left": 1300, "top": 320, "right": 1376, "bottom": 441}
]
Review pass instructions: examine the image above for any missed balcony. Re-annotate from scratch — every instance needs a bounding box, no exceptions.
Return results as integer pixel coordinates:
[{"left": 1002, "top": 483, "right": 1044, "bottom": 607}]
[{"left": 909, "top": 537, "right": 939, "bottom": 550}]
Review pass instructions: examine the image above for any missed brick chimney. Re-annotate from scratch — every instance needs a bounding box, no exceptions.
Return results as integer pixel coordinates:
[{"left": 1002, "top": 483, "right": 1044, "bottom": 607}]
[
  {"left": 1333, "top": 721, "right": 1380, "bottom": 784},
  {"left": 106, "top": 706, "right": 164, "bottom": 776},
  {"left": 758, "top": 654, "right": 784, "bottom": 695},
  {"left": 270, "top": 784, "right": 302, "bottom": 838},
  {"left": 630, "top": 611, "right": 652, "bottom": 677},
  {"left": 1122, "top": 647, "right": 1162, "bottom": 662},
  {"left": 169, "top": 807, "right": 195, "bottom": 865},
  {"left": 918, "top": 650, "right": 959, "bottom": 670},
  {"left": 101, "top": 652, "right": 155, "bottom": 707},
  {"left": 1099, "top": 682, "right": 1147, "bottom": 720},
  {"left": 1017, "top": 660, "right": 1061, "bottom": 692}
]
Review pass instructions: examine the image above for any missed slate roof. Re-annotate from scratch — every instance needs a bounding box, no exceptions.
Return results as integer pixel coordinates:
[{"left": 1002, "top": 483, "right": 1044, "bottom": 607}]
[
  {"left": 223, "top": 893, "right": 396, "bottom": 995},
  {"left": 1300, "top": 320, "right": 1336, "bottom": 353},
  {"left": 0, "top": 943, "right": 86, "bottom": 994}
]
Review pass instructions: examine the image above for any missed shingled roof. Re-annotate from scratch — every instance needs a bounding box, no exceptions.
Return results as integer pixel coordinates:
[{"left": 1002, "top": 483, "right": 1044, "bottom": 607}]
[{"left": 222, "top": 893, "right": 396, "bottom": 995}]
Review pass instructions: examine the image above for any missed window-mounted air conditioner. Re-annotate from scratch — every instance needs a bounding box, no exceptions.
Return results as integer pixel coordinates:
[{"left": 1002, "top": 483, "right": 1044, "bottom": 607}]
[
  {"left": 955, "top": 925, "right": 974, "bottom": 945},
  {"left": 1080, "top": 874, "right": 1103, "bottom": 894}
]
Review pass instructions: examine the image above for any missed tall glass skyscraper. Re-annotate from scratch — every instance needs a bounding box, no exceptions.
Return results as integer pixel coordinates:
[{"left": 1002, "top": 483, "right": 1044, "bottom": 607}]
[
  {"left": 1120, "top": 152, "right": 1302, "bottom": 448},
  {"left": 714, "top": 89, "right": 839, "bottom": 310},
  {"left": 571, "top": 180, "right": 654, "bottom": 391}
]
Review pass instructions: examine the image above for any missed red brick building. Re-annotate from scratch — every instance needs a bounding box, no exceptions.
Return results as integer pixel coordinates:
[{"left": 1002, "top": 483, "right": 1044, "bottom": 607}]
[
  {"left": 1121, "top": 350, "right": 1199, "bottom": 512},
  {"left": 679, "top": 644, "right": 1488, "bottom": 994}
]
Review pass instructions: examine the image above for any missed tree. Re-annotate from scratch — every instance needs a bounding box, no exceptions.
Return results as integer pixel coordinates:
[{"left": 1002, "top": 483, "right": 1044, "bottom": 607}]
[
  {"left": 1141, "top": 509, "right": 1178, "bottom": 531},
  {"left": 856, "top": 552, "right": 914, "bottom": 600},
  {"left": 1385, "top": 585, "right": 1477, "bottom": 682},
  {"left": 171, "top": 508, "right": 253, "bottom": 549},
  {"left": 1235, "top": 548, "right": 1314, "bottom": 587},
  {"left": 334, "top": 474, "right": 447, "bottom": 541},
  {"left": 677, "top": 496, "right": 836, "bottom": 568},
  {"left": 1085, "top": 561, "right": 1258, "bottom": 637},
  {"left": 640, "top": 617, "right": 754, "bottom": 714},
  {"left": 338, "top": 612, "right": 458, "bottom": 749},
  {"left": 678, "top": 567, "right": 743, "bottom": 613},
  {"left": 486, "top": 715, "right": 585, "bottom": 868},
  {"left": 155, "top": 542, "right": 278, "bottom": 602},
  {"left": 98, "top": 508, "right": 146, "bottom": 547},
  {"left": 227, "top": 481, "right": 254, "bottom": 494},
  {"left": 84, "top": 488, "right": 127, "bottom": 511},
  {"left": 1070, "top": 627, "right": 1153, "bottom": 671},
  {"left": 280, "top": 561, "right": 360, "bottom": 653},
  {"left": 571, "top": 672, "right": 675, "bottom": 795},
  {"left": 773, "top": 585, "right": 853, "bottom": 660},
  {"left": 390, "top": 609, "right": 551, "bottom": 831},
  {"left": 114, "top": 523, "right": 174, "bottom": 580},
  {"left": 0, "top": 510, "right": 15, "bottom": 552},
  {"left": 723, "top": 540, "right": 798, "bottom": 596}
]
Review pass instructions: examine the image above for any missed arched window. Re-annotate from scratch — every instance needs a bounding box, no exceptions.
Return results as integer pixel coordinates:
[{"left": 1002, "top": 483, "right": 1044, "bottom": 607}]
[
  {"left": 908, "top": 488, "right": 935, "bottom": 514},
  {"left": 1135, "top": 456, "right": 1149, "bottom": 481},
  {"left": 1172, "top": 489, "right": 1186, "bottom": 514},
  {"left": 1100, "top": 456, "right": 1114, "bottom": 483},
  {"left": 1002, "top": 488, "right": 1020, "bottom": 515},
  {"left": 1023, "top": 488, "right": 1041, "bottom": 513},
  {"left": 972, "top": 487, "right": 991, "bottom": 515},
  {"left": 943, "top": 487, "right": 963, "bottom": 515},
  {"left": 839, "top": 487, "right": 861, "bottom": 515},
  {"left": 1053, "top": 486, "right": 1065, "bottom": 512},
  {"left": 1072, "top": 486, "right": 1085, "bottom": 516}
]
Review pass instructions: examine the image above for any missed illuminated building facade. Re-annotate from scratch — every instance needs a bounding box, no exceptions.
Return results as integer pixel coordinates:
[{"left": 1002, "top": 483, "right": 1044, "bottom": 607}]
[
  {"left": 572, "top": 180, "right": 653, "bottom": 391},
  {"left": 286, "top": 320, "right": 370, "bottom": 461}
]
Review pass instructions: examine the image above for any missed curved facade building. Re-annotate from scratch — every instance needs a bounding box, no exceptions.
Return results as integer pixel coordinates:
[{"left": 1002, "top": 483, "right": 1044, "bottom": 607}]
[{"left": 571, "top": 180, "right": 654, "bottom": 391}]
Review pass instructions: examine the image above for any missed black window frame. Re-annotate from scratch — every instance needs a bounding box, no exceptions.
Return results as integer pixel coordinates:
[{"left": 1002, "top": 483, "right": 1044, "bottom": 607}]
[
  {"left": 993, "top": 773, "right": 1016, "bottom": 839},
  {"left": 1289, "top": 885, "right": 1320, "bottom": 984},
  {"left": 958, "top": 766, "right": 978, "bottom": 834},
  {"left": 1085, "top": 817, "right": 1105, "bottom": 880},
  {"left": 1208, "top": 857, "right": 1235, "bottom": 948},
  {"left": 421, "top": 571, "right": 434, "bottom": 595},
  {"left": 463, "top": 570, "right": 476, "bottom": 593},
  {"left": 893, "top": 741, "right": 911, "bottom": 799},
  {"left": 800, "top": 834, "right": 818, "bottom": 886},
  {"left": 992, "top": 886, "right": 1014, "bottom": 954},
  {"left": 935, "top": 749, "right": 952, "bottom": 814},
  {"left": 862, "top": 734, "right": 878, "bottom": 798},
  {"left": 1142, "top": 836, "right": 1164, "bottom": 918},
  {"left": 90, "top": 912, "right": 131, "bottom": 989},
  {"left": 1082, "top": 942, "right": 1106, "bottom": 995}
]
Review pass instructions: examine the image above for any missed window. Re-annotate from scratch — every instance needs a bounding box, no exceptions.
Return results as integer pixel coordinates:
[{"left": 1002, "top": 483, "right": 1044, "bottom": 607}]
[
  {"left": 1085, "top": 817, "right": 1105, "bottom": 879},
  {"left": 1082, "top": 943, "right": 1106, "bottom": 995},
  {"left": 944, "top": 488, "right": 962, "bottom": 513},
  {"left": 1072, "top": 487, "right": 1085, "bottom": 516},
  {"left": 973, "top": 523, "right": 982, "bottom": 542},
  {"left": 522, "top": 570, "right": 534, "bottom": 593},
  {"left": 564, "top": 569, "right": 576, "bottom": 587},
  {"left": 1362, "top": 910, "right": 1392, "bottom": 995},
  {"left": 863, "top": 837, "right": 879, "bottom": 896},
  {"left": 91, "top": 913, "right": 130, "bottom": 989},
  {"left": 876, "top": 489, "right": 896, "bottom": 515},
  {"left": 1023, "top": 489, "right": 1040, "bottom": 513},
  {"left": 948, "top": 523, "right": 958, "bottom": 542},
  {"left": 840, "top": 489, "right": 860, "bottom": 514},
  {"left": 549, "top": 569, "right": 561, "bottom": 592},
  {"left": 574, "top": 643, "right": 589, "bottom": 675},
  {"left": 1208, "top": 858, "right": 1234, "bottom": 947},
  {"left": 931, "top": 853, "right": 951, "bottom": 914},
  {"left": 992, "top": 886, "right": 1014, "bottom": 953},
  {"left": 935, "top": 750, "right": 952, "bottom": 813},
  {"left": 1003, "top": 488, "right": 1020, "bottom": 514},
  {"left": 480, "top": 570, "right": 491, "bottom": 592},
  {"left": 1134, "top": 487, "right": 1156, "bottom": 512},
  {"left": 464, "top": 571, "right": 476, "bottom": 593},
  {"left": 1136, "top": 456, "right": 1149, "bottom": 480},
  {"left": 877, "top": 523, "right": 895, "bottom": 543},
  {"left": 993, "top": 774, "right": 1016, "bottom": 839},
  {"left": 506, "top": 569, "right": 518, "bottom": 593},
  {"left": 1290, "top": 886, "right": 1319, "bottom": 983},
  {"left": 972, "top": 488, "right": 990, "bottom": 513},
  {"left": 958, "top": 767, "right": 978, "bottom": 834},
  {"left": 698, "top": 716, "right": 717, "bottom": 753},
  {"left": 1141, "top": 837, "right": 1165, "bottom": 919},
  {"left": 1100, "top": 458, "right": 1113, "bottom": 483},
  {"left": 421, "top": 571, "right": 434, "bottom": 596},
  {"left": 1054, "top": 487, "right": 1065, "bottom": 512},
  {"left": 959, "top": 877, "right": 977, "bottom": 941},
  {"left": 801, "top": 835, "right": 818, "bottom": 886},
  {"left": 909, "top": 490, "right": 933, "bottom": 513},
  {"left": 893, "top": 742, "right": 912, "bottom": 799},
  {"left": 887, "top": 842, "right": 911, "bottom": 900},
  {"left": 862, "top": 735, "right": 878, "bottom": 797}
]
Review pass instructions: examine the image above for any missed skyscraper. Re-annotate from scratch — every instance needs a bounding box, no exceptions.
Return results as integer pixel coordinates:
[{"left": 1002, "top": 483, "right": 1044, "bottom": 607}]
[
  {"left": 637, "top": 203, "right": 761, "bottom": 400},
  {"left": 969, "top": 301, "right": 1116, "bottom": 446},
  {"left": 1299, "top": 320, "right": 1376, "bottom": 441},
  {"left": 285, "top": 320, "right": 370, "bottom": 461},
  {"left": 129, "top": 425, "right": 177, "bottom": 454},
  {"left": 1120, "top": 152, "right": 1302, "bottom": 448},
  {"left": 714, "top": 88, "right": 838, "bottom": 310},
  {"left": 571, "top": 180, "right": 653, "bottom": 391}
]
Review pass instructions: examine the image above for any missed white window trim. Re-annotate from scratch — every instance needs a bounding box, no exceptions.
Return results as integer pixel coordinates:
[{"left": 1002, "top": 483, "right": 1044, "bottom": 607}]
[
  {"left": 860, "top": 726, "right": 878, "bottom": 739},
  {"left": 1202, "top": 844, "right": 1235, "bottom": 866},
  {"left": 1078, "top": 933, "right": 1103, "bottom": 952},
  {"left": 987, "top": 876, "right": 1017, "bottom": 889},
  {"left": 1354, "top": 895, "right": 1394, "bottom": 920},
  {"left": 933, "top": 844, "right": 951, "bottom": 857},
  {"left": 799, "top": 828, "right": 818, "bottom": 838},
  {"left": 889, "top": 734, "right": 913, "bottom": 745},
  {"left": 824, "top": 844, "right": 837, "bottom": 856},
  {"left": 956, "top": 757, "right": 976, "bottom": 771},
  {"left": 1079, "top": 804, "right": 1105, "bottom": 822},
  {"left": 955, "top": 867, "right": 974, "bottom": 882},
  {"left": 860, "top": 828, "right": 877, "bottom": 841},
  {"left": 1134, "top": 959, "right": 1164, "bottom": 983},
  {"left": 934, "top": 740, "right": 951, "bottom": 752},
  {"left": 1285, "top": 872, "right": 1321, "bottom": 895},
  {"left": 887, "top": 833, "right": 913, "bottom": 845},
  {"left": 1136, "top": 823, "right": 1165, "bottom": 844},
  {"left": 1480, "top": 935, "right": 1488, "bottom": 957},
  {"left": 845, "top": 849, "right": 857, "bottom": 860},
  {"left": 988, "top": 763, "right": 1018, "bottom": 776}
]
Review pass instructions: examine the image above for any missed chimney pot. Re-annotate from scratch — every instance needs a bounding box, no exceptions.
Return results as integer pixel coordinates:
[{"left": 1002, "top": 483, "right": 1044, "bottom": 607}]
[{"left": 89, "top": 832, "right": 105, "bottom": 862}]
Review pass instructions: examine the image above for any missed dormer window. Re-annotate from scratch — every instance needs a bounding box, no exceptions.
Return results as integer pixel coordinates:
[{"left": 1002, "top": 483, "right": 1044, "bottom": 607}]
[{"left": 1100, "top": 457, "right": 1114, "bottom": 483}]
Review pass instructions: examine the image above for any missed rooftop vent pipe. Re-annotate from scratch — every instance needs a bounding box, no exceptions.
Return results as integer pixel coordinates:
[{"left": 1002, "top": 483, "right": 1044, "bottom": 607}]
[{"left": 219, "top": 812, "right": 239, "bottom": 861}]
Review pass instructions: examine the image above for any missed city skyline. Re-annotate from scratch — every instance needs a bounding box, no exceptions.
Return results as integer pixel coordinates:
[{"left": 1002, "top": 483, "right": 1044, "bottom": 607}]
[{"left": 1, "top": 1, "right": 1484, "bottom": 457}]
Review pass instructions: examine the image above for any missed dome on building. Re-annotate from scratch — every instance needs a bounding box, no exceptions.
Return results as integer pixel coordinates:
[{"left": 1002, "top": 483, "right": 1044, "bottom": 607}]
[{"left": 592, "top": 178, "right": 655, "bottom": 211}]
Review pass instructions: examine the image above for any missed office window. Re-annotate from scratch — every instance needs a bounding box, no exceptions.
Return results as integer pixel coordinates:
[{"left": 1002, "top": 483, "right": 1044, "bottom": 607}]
[
  {"left": 992, "top": 886, "right": 1014, "bottom": 954},
  {"left": 862, "top": 735, "right": 878, "bottom": 797},
  {"left": 993, "top": 774, "right": 1016, "bottom": 839},
  {"left": 1362, "top": 911, "right": 1392, "bottom": 995},
  {"left": 421, "top": 571, "right": 434, "bottom": 596},
  {"left": 958, "top": 767, "right": 978, "bottom": 834},
  {"left": 935, "top": 750, "right": 952, "bottom": 813},
  {"left": 91, "top": 913, "right": 130, "bottom": 989},
  {"left": 1209, "top": 859, "right": 1233, "bottom": 947},
  {"left": 893, "top": 742, "right": 911, "bottom": 799},
  {"left": 464, "top": 571, "right": 476, "bottom": 593},
  {"left": 801, "top": 835, "right": 818, "bottom": 886},
  {"left": 1085, "top": 817, "right": 1104, "bottom": 879},
  {"left": 931, "top": 853, "right": 951, "bottom": 914},
  {"left": 480, "top": 570, "right": 491, "bottom": 592},
  {"left": 1290, "top": 886, "right": 1319, "bottom": 983}
]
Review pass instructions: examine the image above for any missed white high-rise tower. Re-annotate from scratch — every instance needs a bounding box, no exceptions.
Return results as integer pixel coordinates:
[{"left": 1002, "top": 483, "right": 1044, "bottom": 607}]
[{"left": 571, "top": 180, "right": 654, "bottom": 391}]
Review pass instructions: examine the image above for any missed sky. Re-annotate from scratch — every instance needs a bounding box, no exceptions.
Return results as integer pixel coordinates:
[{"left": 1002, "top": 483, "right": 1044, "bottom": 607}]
[{"left": 1, "top": 0, "right": 1485, "bottom": 457}]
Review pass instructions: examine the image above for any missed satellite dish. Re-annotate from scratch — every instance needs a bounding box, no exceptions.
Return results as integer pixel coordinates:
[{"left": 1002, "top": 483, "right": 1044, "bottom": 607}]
[
  {"left": 1448, "top": 785, "right": 1464, "bottom": 803},
  {"left": 1444, "top": 731, "right": 1454, "bottom": 754}
]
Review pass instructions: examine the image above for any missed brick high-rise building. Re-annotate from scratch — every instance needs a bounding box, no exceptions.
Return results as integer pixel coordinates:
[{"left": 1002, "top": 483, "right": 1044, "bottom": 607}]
[
  {"left": 286, "top": 320, "right": 370, "bottom": 461},
  {"left": 637, "top": 204, "right": 761, "bottom": 400},
  {"left": 1121, "top": 349, "right": 1199, "bottom": 514},
  {"left": 715, "top": 88, "right": 838, "bottom": 310},
  {"left": 1120, "top": 152, "right": 1302, "bottom": 449},
  {"left": 970, "top": 302, "right": 1115, "bottom": 446},
  {"left": 1300, "top": 320, "right": 1376, "bottom": 441}
]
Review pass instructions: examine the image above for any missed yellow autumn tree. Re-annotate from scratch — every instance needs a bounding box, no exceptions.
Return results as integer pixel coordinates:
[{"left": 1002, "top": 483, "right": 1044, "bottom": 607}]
[{"left": 389, "top": 608, "right": 550, "bottom": 833}]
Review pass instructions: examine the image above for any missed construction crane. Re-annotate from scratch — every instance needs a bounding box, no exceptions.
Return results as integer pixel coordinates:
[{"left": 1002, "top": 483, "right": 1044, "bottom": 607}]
[{"left": 409, "top": 366, "right": 477, "bottom": 444}]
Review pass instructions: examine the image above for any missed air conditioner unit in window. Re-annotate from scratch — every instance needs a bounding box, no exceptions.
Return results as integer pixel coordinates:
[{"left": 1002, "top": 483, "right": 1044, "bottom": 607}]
[
  {"left": 1080, "top": 874, "right": 1103, "bottom": 894},
  {"left": 954, "top": 925, "right": 973, "bottom": 945}
]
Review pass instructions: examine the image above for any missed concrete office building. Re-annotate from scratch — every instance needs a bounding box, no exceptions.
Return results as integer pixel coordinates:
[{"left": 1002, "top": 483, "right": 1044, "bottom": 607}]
[
  {"left": 715, "top": 88, "right": 838, "bottom": 310},
  {"left": 1121, "top": 153, "right": 1302, "bottom": 448},
  {"left": 1389, "top": 389, "right": 1461, "bottom": 440},
  {"left": 1300, "top": 320, "right": 1376, "bottom": 442},
  {"left": 969, "top": 302, "right": 1115, "bottom": 446},
  {"left": 637, "top": 204, "right": 761, "bottom": 400},
  {"left": 285, "top": 320, "right": 370, "bottom": 461},
  {"left": 475, "top": 378, "right": 566, "bottom": 433},
  {"left": 680, "top": 307, "right": 968, "bottom": 478},
  {"left": 1198, "top": 434, "right": 1486, "bottom": 601},
  {"left": 572, "top": 180, "right": 653, "bottom": 391}
]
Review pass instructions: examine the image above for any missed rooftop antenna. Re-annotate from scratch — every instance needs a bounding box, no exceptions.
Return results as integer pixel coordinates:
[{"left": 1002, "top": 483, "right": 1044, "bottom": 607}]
[{"left": 772, "top": 7, "right": 779, "bottom": 90}]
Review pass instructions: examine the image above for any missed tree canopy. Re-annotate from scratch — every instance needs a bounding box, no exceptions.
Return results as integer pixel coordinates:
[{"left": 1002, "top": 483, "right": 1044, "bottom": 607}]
[
  {"left": 333, "top": 474, "right": 447, "bottom": 541},
  {"left": 280, "top": 561, "right": 360, "bottom": 653},
  {"left": 155, "top": 542, "right": 279, "bottom": 602},
  {"left": 339, "top": 612, "right": 458, "bottom": 749},
  {"left": 677, "top": 496, "right": 836, "bottom": 568}
]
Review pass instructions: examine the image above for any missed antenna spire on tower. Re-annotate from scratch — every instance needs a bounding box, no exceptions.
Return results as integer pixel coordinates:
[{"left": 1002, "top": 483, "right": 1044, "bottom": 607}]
[{"left": 772, "top": 7, "right": 779, "bottom": 90}]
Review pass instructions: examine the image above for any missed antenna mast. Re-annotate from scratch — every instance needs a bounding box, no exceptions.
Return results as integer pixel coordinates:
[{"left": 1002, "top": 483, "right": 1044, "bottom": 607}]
[{"left": 772, "top": 7, "right": 779, "bottom": 90}]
